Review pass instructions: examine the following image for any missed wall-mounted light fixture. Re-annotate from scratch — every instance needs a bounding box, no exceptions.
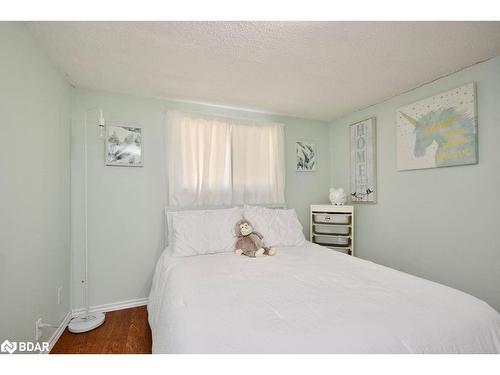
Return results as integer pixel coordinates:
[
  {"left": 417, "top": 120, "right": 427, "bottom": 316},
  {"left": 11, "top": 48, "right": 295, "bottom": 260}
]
[{"left": 98, "top": 108, "right": 106, "bottom": 139}]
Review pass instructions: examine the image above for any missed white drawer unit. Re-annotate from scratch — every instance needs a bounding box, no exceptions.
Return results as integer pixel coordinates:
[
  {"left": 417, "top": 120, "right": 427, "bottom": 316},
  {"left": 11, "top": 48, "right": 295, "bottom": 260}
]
[
  {"left": 310, "top": 205, "right": 354, "bottom": 256},
  {"left": 312, "top": 213, "right": 351, "bottom": 225},
  {"left": 313, "top": 235, "right": 350, "bottom": 246},
  {"left": 313, "top": 224, "right": 350, "bottom": 235}
]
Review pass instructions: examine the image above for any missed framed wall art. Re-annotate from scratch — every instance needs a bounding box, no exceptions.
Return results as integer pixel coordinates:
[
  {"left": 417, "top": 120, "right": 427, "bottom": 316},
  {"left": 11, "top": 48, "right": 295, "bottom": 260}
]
[
  {"left": 105, "top": 125, "right": 143, "bottom": 167},
  {"left": 296, "top": 141, "right": 316, "bottom": 171},
  {"left": 396, "top": 82, "right": 477, "bottom": 171},
  {"left": 350, "top": 117, "right": 377, "bottom": 203}
]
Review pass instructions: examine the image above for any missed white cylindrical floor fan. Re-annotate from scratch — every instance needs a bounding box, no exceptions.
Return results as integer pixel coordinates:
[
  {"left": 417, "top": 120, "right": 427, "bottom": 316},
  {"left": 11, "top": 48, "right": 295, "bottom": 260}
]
[{"left": 68, "top": 108, "right": 107, "bottom": 334}]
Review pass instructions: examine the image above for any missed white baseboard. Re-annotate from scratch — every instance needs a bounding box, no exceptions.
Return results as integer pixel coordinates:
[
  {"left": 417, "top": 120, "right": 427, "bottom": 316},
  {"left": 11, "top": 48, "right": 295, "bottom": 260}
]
[
  {"left": 72, "top": 297, "right": 149, "bottom": 317},
  {"left": 42, "top": 298, "right": 148, "bottom": 354},
  {"left": 44, "top": 298, "right": 148, "bottom": 353},
  {"left": 45, "top": 311, "right": 72, "bottom": 354}
]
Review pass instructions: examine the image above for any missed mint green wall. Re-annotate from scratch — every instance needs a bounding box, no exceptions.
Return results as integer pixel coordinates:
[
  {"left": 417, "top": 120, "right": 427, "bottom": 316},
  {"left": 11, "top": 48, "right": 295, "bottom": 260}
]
[
  {"left": 330, "top": 56, "right": 500, "bottom": 311},
  {"left": 0, "top": 23, "right": 71, "bottom": 342},
  {"left": 3, "top": 20, "right": 497, "bottom": 342},
  {"left": 71, "top": 88, "right": 330, "bottom": 309}
]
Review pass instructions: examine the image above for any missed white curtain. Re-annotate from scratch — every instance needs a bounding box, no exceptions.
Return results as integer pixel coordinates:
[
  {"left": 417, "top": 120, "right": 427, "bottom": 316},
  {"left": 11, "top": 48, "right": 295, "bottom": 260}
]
[
  {"left": 232, "top": 123, "right": 285, "bottom": 205},
  {"left": 166, "top": 111, "right": 285, "bottom": 206},
  {"left": 166, "top": 111, "right": 233, "bottom": 206}
]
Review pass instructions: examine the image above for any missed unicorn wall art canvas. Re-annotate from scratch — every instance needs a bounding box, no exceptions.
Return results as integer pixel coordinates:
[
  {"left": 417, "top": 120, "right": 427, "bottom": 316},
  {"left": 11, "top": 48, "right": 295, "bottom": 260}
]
[{"left": 396, "top": 83, "right": 477, "bottom": 171}]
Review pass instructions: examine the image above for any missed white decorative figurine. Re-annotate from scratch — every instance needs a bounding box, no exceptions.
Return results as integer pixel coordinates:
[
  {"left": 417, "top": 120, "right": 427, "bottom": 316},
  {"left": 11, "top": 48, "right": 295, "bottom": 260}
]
[{"left": 329, "top": 188, "right": 347, "bottom": 206}]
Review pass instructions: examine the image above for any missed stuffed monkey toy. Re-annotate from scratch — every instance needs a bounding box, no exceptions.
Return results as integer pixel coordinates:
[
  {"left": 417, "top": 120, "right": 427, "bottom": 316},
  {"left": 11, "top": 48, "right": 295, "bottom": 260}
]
[{"left": 234, "top": 219, "right": 276, "bottom": 257}]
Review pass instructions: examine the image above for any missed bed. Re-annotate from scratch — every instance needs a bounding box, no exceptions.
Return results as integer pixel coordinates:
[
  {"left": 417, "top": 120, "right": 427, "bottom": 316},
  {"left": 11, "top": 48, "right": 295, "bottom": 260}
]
[{"left": 147, "top": 206, "right": 500, "bottom": 353}]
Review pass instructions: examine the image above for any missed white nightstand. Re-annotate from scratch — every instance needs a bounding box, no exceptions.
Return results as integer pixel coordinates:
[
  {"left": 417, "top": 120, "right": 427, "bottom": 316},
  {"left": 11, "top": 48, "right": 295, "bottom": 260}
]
[{"left": 310, "top": 205, "right": 354, "bottom": 256}]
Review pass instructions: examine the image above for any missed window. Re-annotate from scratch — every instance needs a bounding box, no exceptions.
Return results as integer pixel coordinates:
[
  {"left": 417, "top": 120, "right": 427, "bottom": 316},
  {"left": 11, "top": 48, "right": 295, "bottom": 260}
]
[{"left": 166, "top": 111, "right": 285, "bottom": 206}]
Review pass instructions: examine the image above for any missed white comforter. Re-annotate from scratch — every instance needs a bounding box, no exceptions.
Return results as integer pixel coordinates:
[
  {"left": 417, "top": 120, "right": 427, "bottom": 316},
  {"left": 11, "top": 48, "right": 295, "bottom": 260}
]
[{"left": 148, "top": 243, "right": 500, "bottom": 353}]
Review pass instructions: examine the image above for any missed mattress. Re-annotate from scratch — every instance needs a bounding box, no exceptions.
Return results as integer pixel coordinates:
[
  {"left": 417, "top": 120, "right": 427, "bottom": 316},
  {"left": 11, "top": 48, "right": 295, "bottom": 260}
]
[{"left": 148, "top": 243, "right": 500, "bottom": 353}]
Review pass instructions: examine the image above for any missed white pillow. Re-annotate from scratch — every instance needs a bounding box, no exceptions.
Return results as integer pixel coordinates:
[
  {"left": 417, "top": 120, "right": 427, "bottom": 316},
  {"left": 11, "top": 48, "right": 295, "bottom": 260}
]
[
  {"left": 171, "top": 207, "right": 242, "bottom": 257},
  {"left": 243, "top": 205, "right": 306, "bottom": 247}
]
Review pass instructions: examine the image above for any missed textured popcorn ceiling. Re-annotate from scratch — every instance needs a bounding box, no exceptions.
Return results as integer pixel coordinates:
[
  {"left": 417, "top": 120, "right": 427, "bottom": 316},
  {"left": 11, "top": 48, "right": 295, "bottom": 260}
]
[{"left": 27, "top": 21, "right": 500, "bottom": 121}]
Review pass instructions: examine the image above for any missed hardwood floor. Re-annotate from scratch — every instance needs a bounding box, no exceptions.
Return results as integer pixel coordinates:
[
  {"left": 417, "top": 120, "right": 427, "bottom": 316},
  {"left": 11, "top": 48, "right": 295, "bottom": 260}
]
[{"left": 51, "top": 306, "right": 152, "bottom": 354}]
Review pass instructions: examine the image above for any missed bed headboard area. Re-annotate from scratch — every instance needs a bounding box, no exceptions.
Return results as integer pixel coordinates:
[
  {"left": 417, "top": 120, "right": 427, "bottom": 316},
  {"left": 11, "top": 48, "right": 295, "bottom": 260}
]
[{"left": 163, "top": 203, "right": 287, "bottom": 248}]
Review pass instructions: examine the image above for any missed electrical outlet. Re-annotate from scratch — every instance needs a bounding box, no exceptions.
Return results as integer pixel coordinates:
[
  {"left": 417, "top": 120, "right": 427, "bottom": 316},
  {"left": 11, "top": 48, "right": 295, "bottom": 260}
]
[
  {"left": 35, "top": 318, "right": 42, "bottom": 341},
  {"left": 57, "top": 286, "right": 63, "bottom": 305}
]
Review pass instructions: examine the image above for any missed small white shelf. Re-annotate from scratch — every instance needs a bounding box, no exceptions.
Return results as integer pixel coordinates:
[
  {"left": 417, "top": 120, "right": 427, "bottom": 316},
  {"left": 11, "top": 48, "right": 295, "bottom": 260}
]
[{"left": 310, "top": 205, "right": 354, "bottom": 256}]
